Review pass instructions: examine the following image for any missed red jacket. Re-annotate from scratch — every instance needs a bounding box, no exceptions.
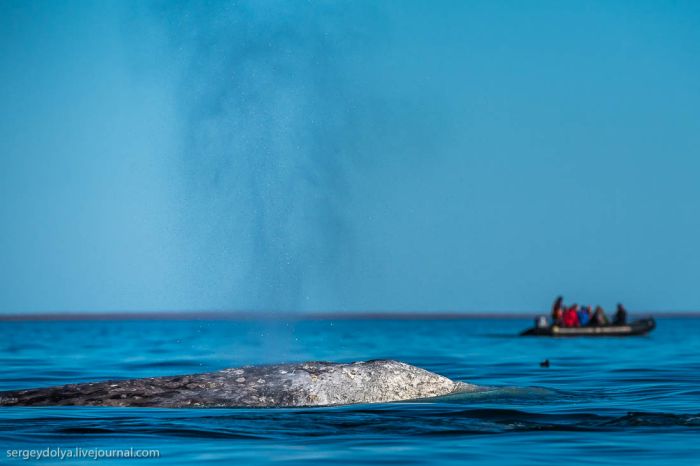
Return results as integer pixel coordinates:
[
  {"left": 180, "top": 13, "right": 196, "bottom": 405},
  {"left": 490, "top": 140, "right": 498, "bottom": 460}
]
[{"left": 562, "top": 307, "right": 580, "bottom": 327}]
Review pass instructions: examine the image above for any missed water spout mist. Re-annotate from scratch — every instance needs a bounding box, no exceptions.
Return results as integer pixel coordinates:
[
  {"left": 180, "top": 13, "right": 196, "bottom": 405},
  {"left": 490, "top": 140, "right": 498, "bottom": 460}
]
[{"left": 155, "top": 2, "right": 449, "bottom": 311}]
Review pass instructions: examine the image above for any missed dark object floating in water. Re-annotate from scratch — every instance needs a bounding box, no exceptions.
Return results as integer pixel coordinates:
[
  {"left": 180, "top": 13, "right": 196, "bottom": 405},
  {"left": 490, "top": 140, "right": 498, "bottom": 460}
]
[
  {"left": 539, "top": 359, "right": 550, "bottom": 367},
  {"left": 521, "top": 318, "right": 656, "bottom": 337},
  {"left": 0, "top": 360, "right": 475, "bottom": 408}
]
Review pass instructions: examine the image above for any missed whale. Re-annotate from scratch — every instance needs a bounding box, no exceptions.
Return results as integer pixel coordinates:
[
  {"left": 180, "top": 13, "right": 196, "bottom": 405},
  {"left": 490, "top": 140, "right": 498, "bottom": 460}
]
[{"left": 0, "top": 360, "right": 474, "bottom": 408}]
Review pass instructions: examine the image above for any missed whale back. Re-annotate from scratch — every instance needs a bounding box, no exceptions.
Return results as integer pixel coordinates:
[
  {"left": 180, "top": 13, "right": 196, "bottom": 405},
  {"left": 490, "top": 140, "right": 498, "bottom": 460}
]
[{"left": 0, "top": 360, "right": 468, "bottom": 408}]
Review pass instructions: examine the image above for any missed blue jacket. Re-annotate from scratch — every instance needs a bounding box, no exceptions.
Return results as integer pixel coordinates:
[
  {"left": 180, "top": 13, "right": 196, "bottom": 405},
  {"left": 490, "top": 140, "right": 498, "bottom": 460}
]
[{"left": 578, "top": 310, "right": 590, "bottom": 326}]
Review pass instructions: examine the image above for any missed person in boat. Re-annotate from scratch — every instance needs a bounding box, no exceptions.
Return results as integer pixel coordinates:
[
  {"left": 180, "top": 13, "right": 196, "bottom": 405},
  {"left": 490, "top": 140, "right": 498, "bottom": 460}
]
[
  {"left": 551, "top": 296, "right": 564, "bottom": 324},
  {"left": 591, "top": 306, "right": 609, "bottom": 326},
  {"left": 614, "top": 303, "right": 628, "bottom": 325},
  {"left": 552, "top": 307, "right": 564, "bottom": 326},
  {"left": 578, "top": 305, "right": 591, "bottom": 326},
  {"left": 562, "top": 304, "right": 580, "bottom": 327}
]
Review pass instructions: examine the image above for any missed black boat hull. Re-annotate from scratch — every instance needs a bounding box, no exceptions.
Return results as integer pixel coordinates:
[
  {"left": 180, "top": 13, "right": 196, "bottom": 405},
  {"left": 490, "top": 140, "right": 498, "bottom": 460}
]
[{"left": 520, "top": 318, "right": 655, "bottom": 337}]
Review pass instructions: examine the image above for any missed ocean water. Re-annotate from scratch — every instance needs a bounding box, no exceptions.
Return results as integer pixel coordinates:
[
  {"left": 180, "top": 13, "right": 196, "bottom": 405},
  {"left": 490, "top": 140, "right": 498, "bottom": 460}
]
[{"left": 1, "top": 317, "right": 699, "bottom": 465}]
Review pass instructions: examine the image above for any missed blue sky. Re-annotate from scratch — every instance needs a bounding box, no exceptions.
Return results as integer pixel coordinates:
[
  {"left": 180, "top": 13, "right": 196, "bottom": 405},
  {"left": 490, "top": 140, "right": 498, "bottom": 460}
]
[{"left": 1, "top": 1, "right": 699, "bottom": 313}]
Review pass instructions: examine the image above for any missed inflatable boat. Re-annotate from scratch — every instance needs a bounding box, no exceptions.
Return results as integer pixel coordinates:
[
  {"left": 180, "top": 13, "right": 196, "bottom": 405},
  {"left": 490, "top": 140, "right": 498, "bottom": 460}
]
[{"left": 520, "top": 317, "right": 656, "bottom": 337}]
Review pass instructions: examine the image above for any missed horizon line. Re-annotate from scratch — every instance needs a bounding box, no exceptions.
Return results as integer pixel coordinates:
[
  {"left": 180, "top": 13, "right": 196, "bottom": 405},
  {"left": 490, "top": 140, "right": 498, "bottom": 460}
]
[{"left": 0, "top": 310, "right": 697, "bottom": 321}]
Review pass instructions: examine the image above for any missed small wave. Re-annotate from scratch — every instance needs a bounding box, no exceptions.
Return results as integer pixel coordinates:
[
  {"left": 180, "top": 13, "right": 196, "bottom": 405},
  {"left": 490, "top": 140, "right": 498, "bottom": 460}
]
[
  {"left": 429, "top": 385, "right": 556, "bottom": 403},
  {"left": 601, "top": 412, "right": 700, "bottom": 428},
  {"left": 55, "top": 427, "right": 115, "bottom": 434},
  {"left": 2, "top": 406, "right": 699, "bottom": 440}
]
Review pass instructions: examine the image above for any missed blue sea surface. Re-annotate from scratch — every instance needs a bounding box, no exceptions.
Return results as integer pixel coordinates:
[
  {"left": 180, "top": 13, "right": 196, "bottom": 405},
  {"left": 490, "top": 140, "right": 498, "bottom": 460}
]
[{"left": 1, "top": 317, "right": 699, "bottom": 465}]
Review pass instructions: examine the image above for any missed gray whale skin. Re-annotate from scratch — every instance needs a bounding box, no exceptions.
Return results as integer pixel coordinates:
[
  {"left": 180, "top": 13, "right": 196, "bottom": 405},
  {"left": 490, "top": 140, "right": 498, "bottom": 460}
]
[{"left": 0, "top": 360, "right": 474, "bottom": 408}]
